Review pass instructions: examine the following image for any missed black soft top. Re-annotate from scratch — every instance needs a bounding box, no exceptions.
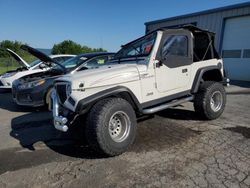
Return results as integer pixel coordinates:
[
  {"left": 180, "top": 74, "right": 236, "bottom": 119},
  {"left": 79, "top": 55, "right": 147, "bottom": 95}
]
[
  {"left": 122, "top": 25, "right": 215, "bottom": 48},
  {"left": 161, "top": 25, "right": 215, "bottom": 35}
]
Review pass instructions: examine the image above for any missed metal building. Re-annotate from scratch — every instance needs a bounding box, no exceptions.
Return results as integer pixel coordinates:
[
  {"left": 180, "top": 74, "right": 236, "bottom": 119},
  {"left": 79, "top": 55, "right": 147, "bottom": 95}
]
[{"left": 145, "top": 2, "right": 250, "bottom": 81}]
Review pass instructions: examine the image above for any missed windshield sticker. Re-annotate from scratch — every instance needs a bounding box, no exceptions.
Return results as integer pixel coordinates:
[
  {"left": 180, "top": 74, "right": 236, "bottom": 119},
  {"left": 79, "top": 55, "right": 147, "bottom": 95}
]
[
  {"left": 65, "top": 65, "right": 76, "bottom": 68},
  {"left": 80, "top": 57, "right": 87, "bottom": 60},
  {"left": 97, "top": 59, "right": 105, "bottom": 64}
]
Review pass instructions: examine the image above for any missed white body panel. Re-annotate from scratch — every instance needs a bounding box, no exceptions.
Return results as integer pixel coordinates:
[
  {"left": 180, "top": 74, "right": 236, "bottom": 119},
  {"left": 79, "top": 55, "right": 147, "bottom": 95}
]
[
  {"left": 56, "top": 59, "right": 221, "bottom": 112},
  {"left": 55, "top": 30, "right": 222, "bottom": 113}
]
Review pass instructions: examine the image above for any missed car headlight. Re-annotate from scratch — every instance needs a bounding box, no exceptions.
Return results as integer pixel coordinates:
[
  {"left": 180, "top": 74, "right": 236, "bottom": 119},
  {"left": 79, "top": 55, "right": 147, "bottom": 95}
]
[
  {"left": 2, "top": 72, "right": 17, "bottom": 78},
  {"left": 18, "top": 79, "right": 45, "bottom": 90}
]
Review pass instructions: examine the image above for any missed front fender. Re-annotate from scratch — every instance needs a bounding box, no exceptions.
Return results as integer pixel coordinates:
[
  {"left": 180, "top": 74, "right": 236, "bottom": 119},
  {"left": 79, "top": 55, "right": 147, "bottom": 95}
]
[{"left": 75, "top": 86, "right": 142, "bottom": 114}]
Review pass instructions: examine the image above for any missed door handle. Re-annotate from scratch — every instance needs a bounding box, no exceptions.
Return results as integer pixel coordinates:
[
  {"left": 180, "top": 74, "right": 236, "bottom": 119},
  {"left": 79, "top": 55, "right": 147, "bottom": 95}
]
[{"left": 182, "top": 68, "right": 188, "bottom": 73}]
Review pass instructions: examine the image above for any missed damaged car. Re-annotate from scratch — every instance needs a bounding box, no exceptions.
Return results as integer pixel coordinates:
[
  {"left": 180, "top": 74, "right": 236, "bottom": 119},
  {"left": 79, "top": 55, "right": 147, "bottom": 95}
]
[
  {"left": 12, "top": 45, "right": 114, "bottom": 108},
  {"left": 0, "top": 48, "right": 75, "bottom": 90}
]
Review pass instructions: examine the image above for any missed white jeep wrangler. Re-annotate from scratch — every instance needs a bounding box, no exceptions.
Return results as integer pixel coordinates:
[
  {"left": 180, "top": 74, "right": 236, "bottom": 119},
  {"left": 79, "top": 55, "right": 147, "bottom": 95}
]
[{"left": 52, "top": 25, "right": 228, "bottom": 156}]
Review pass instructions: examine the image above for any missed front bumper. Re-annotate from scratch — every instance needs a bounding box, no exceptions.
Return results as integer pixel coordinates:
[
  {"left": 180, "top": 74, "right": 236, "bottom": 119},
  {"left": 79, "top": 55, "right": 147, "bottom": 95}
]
[
  {"left": 12, "top": 84, "right": 45, "bottom": 107},
  {"left": 52, "top": 90, "right": 69, "bottom": 132}
]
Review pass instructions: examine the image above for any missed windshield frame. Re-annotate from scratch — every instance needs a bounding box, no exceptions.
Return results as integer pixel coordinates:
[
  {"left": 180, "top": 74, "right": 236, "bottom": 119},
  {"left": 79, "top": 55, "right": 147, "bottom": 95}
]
[
  {"left": 114, "top": 32, "right": 157, "bottom": 60},
  {"left": 51, "top": 54, "right": 91, "bottom": 73}
]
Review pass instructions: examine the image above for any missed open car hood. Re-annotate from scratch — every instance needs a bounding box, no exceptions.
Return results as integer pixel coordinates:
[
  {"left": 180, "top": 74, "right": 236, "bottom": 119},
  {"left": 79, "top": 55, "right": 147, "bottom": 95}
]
[
  {"left": 21, "top": 45, "right": 55, "bottom": 64},
  {"left": 6, "top": 48, "right": 30, "bottom": 68},
  {"left": 21, "top": 45, "right": 67, "bottom": 73}
]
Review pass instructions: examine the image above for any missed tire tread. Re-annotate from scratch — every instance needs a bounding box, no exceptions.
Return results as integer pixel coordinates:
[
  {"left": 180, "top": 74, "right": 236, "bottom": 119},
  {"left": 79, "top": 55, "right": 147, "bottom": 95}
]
[
  {"left": 85, "top": 98, "right": 136, "bottom": 156},
  {"left": 194, "top": 81, "right": 226, "bottom": 120}
]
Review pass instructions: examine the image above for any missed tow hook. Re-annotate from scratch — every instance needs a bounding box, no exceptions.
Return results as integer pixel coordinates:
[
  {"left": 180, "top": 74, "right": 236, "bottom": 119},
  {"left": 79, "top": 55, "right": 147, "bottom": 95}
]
[
  {"left": 51, "top": 90, "right": 69, "bottom": 132},
  {"left": 223, "top": 78, "right": 230, "bottom": 87}
]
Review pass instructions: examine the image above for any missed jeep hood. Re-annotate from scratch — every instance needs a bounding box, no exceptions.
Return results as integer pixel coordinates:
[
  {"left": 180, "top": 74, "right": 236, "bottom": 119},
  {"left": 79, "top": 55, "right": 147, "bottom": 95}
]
[
  {"left": 6, "top": 48, "right": 30, "bottom": 68},
  {"left": 56, "top": 64, "right": 147, "bottom": 89}
]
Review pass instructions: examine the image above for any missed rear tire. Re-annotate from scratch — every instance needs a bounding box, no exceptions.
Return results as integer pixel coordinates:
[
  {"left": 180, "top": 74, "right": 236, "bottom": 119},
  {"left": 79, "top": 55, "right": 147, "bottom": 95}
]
[
  {"left": 85, "top": 98, "right": 137, "bottom": 156},
  {"left": 194, "top": 81, "right": 226, "bottom": 120}
]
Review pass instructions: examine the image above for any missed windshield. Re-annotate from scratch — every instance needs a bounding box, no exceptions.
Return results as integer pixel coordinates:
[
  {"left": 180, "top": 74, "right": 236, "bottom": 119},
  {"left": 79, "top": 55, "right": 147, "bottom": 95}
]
[
  {"left": 114, "top": 32, "right": 157, "bottom": 60},
  {"left": 29, "top": 59, "right": 41, "bottom": 67},
  {"left": 52, "top": 55, "right": 88, "bottom": 73}
]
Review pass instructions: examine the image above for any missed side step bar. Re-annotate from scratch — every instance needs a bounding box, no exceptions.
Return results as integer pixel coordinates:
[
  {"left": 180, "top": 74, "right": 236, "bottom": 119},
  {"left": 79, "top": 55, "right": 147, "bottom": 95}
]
[{"left": 142, "top": 96, "right": 194, "bottom": 114}]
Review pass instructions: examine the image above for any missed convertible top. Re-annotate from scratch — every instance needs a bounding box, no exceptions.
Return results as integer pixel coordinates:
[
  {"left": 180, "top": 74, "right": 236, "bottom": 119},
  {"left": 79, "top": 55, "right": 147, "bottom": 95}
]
[{"left": 122, "top": 25, "right": 215, "bottom": 48}]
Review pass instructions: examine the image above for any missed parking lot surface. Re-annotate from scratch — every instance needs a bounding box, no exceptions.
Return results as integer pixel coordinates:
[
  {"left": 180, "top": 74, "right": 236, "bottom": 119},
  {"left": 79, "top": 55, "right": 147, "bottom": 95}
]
[{"left": 0, "top": 84, "right": 249, "bottom": 188}]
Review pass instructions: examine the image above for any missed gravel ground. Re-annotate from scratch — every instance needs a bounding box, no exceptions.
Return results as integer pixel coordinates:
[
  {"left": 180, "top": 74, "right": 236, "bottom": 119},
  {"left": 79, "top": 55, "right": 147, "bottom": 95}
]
[{"left": 0, "top": 84, "right": 249, "bottom": 188}]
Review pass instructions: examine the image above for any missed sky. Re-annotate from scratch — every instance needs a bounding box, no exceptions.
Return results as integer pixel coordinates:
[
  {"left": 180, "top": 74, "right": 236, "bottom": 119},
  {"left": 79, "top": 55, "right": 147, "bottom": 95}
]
[{"left": 0, "top": 0, "right": 249, "bottom": 52}]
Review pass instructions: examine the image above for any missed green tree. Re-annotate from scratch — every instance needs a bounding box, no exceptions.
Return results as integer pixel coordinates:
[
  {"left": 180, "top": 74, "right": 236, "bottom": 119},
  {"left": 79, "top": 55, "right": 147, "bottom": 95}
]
[
  {"left": 52, "top": 40, "right": 107, "bottom": 55},
  {"left": 0, "top": 40, "right": 36, "bottom": 66},
  {"left": 52, "top": 40, "right": 83, "bottom": 55},
  {"left": 0, "top": 40, "right": 24, "bottom": 58}
]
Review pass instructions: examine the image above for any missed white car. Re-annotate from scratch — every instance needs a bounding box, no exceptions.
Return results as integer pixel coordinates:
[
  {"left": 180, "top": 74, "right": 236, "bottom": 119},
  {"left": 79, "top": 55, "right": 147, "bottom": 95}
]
[
  {"left": 0, "top": 48, "right": 75, "bottom": 89},
  {"left": 52, "top": 25, "right": 229, "bottom": 156}
]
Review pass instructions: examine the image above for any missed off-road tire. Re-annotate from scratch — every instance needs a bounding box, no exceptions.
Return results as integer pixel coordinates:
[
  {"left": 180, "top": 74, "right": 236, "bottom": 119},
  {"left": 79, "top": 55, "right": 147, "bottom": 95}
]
[
  {"left": 194, "top": 81, "right": 226, "bottom": 120},
  {"left": 85, "top": 98, "right": 137, "bottom": 156}
]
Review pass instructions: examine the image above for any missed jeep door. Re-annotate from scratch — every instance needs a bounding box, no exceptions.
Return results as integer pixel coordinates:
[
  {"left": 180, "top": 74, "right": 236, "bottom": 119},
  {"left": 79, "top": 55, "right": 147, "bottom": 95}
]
[{"left": 155, "top": 30, "right": 193, "bottom": 93}]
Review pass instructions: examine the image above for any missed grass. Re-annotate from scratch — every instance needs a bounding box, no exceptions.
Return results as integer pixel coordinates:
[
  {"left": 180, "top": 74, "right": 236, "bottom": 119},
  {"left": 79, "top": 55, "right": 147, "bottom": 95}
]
[
  {"left": 0, "top": 66, "right": 19, "bottom": 75},
  {"left": 0, "top": 57, "right": 20, "bottom": 75},
  {"left": 0, "top": 57, "right": 34, "bottom": 75},
  {"left": 0, "top": 56, "right": 36, "bottom": 75}
]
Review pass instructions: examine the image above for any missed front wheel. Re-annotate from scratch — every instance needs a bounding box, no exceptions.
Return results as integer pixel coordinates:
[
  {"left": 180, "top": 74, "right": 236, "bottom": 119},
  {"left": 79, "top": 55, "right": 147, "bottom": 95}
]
[
  {"left": 85, "top": 98, "right": 137, "bottom": 156},
  {"left": 194, "top": 81, "right": 226, "bottom": 120}
]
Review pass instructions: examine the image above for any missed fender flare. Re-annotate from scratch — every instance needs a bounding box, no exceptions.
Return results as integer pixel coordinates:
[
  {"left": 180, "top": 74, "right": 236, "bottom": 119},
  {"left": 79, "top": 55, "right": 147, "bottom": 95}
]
[
  {"left": 191, "top": 65, "right": 223, "bottom": 93},
  {"left": 75, "top": 86, "right": 142, "bottom": 114}
]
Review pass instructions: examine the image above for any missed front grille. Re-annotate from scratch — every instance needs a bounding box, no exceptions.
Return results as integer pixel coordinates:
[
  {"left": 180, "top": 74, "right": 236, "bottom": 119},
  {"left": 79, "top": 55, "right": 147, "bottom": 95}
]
[
  {"left": 56, "top": 84, "right": 67, "bottom": 103},
  {"left": 17, "top": 93, "right": 32, "bottom": 102},
  {"left": 68, "top": 97, "right": 76, "bottom": 106}
]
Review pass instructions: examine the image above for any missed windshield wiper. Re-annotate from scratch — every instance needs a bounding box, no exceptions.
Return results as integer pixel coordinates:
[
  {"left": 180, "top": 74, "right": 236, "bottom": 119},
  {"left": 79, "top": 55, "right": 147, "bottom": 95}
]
[{"left": 131, "top": 45, "right": 141, "bottom": 63}]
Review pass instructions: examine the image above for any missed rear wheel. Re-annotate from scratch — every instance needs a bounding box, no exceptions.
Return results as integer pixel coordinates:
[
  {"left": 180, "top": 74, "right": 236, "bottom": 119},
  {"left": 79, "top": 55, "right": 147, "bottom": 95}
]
[
  {"left": 85, "top": 98, "right": 137, "bottom": 156},
  {"left": 194, "top": 81, "right": 226, "bottom": 120}
]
